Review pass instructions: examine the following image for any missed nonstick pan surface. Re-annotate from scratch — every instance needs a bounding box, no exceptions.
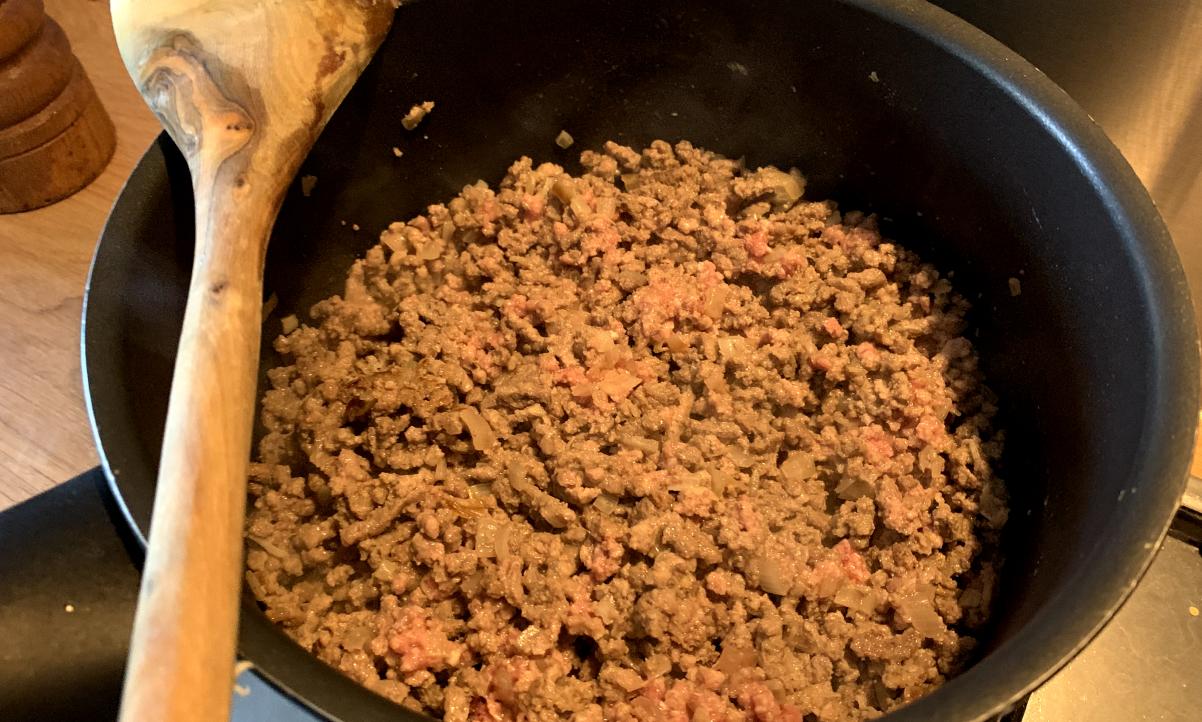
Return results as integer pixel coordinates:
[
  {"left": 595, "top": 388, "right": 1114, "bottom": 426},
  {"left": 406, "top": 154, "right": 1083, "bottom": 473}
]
[{"left": 83, "top": 1, "right": 1198, "bottom": 720}]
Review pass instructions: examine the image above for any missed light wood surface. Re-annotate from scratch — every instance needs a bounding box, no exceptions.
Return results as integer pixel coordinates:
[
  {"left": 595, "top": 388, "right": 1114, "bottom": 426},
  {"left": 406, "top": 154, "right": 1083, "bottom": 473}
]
[
  {"left": 0, "top": 0, "right": 158, "bottom": 511},
  {"left": 0, "top": 8, "right": 1198, "bottom": 511},
  {"left": 110, "top": 1, "right": 394, "bottom": 719}
]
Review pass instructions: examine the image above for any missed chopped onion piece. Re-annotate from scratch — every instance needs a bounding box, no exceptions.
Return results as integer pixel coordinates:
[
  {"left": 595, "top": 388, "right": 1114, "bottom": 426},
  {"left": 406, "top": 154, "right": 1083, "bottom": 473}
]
[
  {"left": 595, "top": 196, "right": 617, "bottom": 219},
  {"left": 702, "top": 369, "right": 728, "bottom": 395},
  {"left": 715, "top": 642, "right": 757, "bottom": 676},
  {"left": 755, "top": 554, "right": 791, "bottom": 595},
  {"left": 506, "top": 458, "right": 527, "bottom": 486},
  {"left": 417, "top": 239, "right": 443, "bottom": 260},
  {"left": 704, "top": 286, "right": 729, "bottom": 320},
  {"left": 763, "top": 247, "right": 788, "bottom": 264},
  {"left": 897, "top": 594, "right": 945, "bottom": 638},
  {"left": 779, "top": 452, "right": 816, "bottom": 483},
  {"left": 708, "top": 468, "right": 732, "bottom": 496},
  {"left": 728, "top": 447, "right": 754, "bottom": 469},
  {"left": 630, "top": 698, "right": 659, "bottom": 717},
  {"left": 589, "top": 329, "right": 616, "bottom": 355},
  {"left": 666, "top": 334, "right": 689, "bottom": 353},
  {"left": 494, "top": 522, "right": 512, "bottom": 562},
  {"left": 475, "top": 517, "right": 500, "bottom": 557},
  {"left": 619, "top": 435, "right": 660, "bottom": 454},
  {"left": 570, "top": 195, "right": 592, "bottom": 220},
  {"left": 342, "top": 624, "right": 375, "bottom": 650},
  {"left": 834, "top": 586, "right": 883, "bottom": 616},
  {"left": 460, "top": 407, "right": 497, "bottom": 450},
  {"left": 717, "top": 335, "right": 750, "bottom": 362},
  {"left": 642, "top": 654, "right": 672, "bottom": 679},
  {"left": 593, "top": 493, "right": 620, "bottom": 514},
  {"left": 468, "top": 483, "right": 495, "bottom": 501},
  {"left": 551, "top": 178, "right": 575, "bottom": 203},
  {"left": 598, "top": 370, "right": 642, "bottom": 402},
  {"left": 760, "top": 167, "right": 805, "bottom": 208},
  {"left": 372, "top": 560, "right": 398, "bottom": 581},
  {"left": 835, "top": 476, "right": 874, "bottom": 500},
  {"left": 382, "top": 232, "right": 406, "bottom": 254},
  {"left": 447, "top": 495, "right": 486, "bottom": 518},
  {"left": 607, "top": 666, "right": 646, "bottom": 692},
  {"left": 250, "top": 536, "right": 289, "bottom": 559}
]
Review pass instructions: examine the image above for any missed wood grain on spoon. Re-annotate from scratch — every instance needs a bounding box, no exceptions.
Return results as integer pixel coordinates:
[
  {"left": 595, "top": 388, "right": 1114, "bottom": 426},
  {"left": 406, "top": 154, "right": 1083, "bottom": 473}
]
[{"left": 109, "top": 2, "right": 395, "bottom": 720}]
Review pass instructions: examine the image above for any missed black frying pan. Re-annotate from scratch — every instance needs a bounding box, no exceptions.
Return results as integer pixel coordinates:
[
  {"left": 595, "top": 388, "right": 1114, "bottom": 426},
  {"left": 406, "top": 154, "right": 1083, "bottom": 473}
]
[{"left": 82, "top": 0, "right": 1199, "bottom": 720}]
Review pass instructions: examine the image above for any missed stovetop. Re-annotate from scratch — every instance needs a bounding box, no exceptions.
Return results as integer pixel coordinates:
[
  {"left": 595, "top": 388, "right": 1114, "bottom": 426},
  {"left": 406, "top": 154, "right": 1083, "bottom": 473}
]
[{"left": 2, "top": 1, "right": 1200, "bottom": 720}]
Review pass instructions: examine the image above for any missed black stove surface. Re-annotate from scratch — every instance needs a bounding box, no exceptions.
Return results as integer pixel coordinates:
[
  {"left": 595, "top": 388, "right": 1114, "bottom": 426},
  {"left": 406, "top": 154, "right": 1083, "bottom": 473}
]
[{"left": 0, "top": 470, "right": 320, "bottom": 722}]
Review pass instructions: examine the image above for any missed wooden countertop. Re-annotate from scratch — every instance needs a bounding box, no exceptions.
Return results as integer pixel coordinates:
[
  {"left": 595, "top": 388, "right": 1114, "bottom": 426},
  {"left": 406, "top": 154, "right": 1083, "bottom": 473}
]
[
  {"left": 0, "top": 0, "right": 1198, "bottom": 511},
  {"left": 0, "top": 0, "right": 158, "bottom": 508}
]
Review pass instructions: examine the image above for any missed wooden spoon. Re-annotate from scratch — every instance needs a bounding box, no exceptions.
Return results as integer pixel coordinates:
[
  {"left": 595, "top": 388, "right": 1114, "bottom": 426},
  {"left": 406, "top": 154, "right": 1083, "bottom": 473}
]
[{"left": 110, "top": 2, "right": 395, "bottom": 719}]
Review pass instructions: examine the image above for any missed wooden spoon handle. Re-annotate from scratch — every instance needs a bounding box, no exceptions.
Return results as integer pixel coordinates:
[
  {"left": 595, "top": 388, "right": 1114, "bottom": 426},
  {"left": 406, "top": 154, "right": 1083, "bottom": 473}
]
[
  {"left": 117, "top": 36, "right": 280, "bottom": 722},
  {"left": 118, "top": 193, "right": 273, "bottom": 722}
]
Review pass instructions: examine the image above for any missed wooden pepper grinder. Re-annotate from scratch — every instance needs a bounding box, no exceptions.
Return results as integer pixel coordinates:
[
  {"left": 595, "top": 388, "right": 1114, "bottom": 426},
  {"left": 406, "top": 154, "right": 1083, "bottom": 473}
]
[{"left": 0, "top": 0, "right": 116, "bottom": 213}]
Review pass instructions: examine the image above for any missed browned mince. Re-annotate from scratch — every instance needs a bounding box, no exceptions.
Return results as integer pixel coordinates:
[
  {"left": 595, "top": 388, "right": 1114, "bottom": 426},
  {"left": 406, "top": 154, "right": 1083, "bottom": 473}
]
[{"left": 245, "top": 140, "right": 1008, "bottom": 722}]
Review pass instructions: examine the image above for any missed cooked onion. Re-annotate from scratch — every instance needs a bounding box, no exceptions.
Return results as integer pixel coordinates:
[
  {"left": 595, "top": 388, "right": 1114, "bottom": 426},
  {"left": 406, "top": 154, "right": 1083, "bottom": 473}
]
[
  {"left": 475, "top": 517, "right": 500, "bottom": 556},
  {"left": 418, "top": 239, "right": 443, "bottom": 260},
  {"left": 896, "top": 594, "right": 945, "bottom": 638},
  {"left": 342, "top": 624, "right": 375, "bottom": 650},
  {"left": 708, "top": 468, "right": 732, "bottom": 496},
  {"left": 589, "top": 329, "right": 616, "bottom": 355},
  {"left": 704, "top": 286, "right": 729, "bottom": 320},
  {"left": 717, "top": 335, "right": 747, "bottom": 359},
  {"left": 779, "top": 452, "right": 816, "bottom": 484},
  {"left": 593, "top": 493, "right": 620, "bottom": 514},
  {"left": 249, "top": 536, "right": 289, "bottom": 559},
  {"left": 446, "top": 495, "right": 486, "bottom": 518},
  {"left": 755, "top": 554, "right": 791, "bottom": 595},
  {"left": 835, "top": 475, "right": 874, "bottom": 500},
  {"left": 728, "top": 447, "right": 754, "bottom": 469},
  {"left": 381, "top": 231, "right": 406, "bottom": 254},
  {"left": 702, "top": 369, "right": 728, "bottom": 396},
  {"left": 642, "top": 654, "right": 672, "bottom": 679},
  {"left": 551, "top": 178, "right": 575, "bottom": 203},
  {"left": 715, "top": 642, "right": 758, "bottom": 676},
  {"left": 834, "top": 586, "right": 883, "bottom": 616},
  {"left": 594, "top": 196, "right": 617, "bottom": 219},
  {"left": 570, "top": 195, "right": 592, "bottom": 220},
  {"left": 630, "top": 698, "right": 659, "bottom": 717},
  {"left": 460, "top": 407, "right": 497, "bottom": 450},
  {"left": 506, "top": 458, "right": 527, "bottom": 485},
  {"left": 598, "top": 370, "right": 642, "bottom": 401},
  {"left": 760, "top": 167, "right": 805, "bottom": 208},
  {"left": 619, "top": 435, "right": 660, "bottom": 454},
  {"left": 468, "top": 483, "right": 495, "bottom": 502},
  {"left": 494, "top": 522, "right": 512, "bottom": 562},
  {"left": 607, "top": 667, "right": 646, "bottom": 692},
  {"left": 373, "top": 559, "right": 398, "bottom": 581}
]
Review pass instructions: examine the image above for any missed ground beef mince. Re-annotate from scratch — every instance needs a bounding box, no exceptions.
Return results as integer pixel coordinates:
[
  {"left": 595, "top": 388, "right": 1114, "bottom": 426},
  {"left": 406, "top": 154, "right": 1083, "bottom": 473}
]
[{"left": 245, "top": 140, "right": 1008, "bottom": 722}]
